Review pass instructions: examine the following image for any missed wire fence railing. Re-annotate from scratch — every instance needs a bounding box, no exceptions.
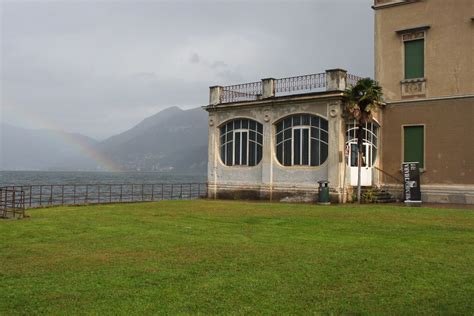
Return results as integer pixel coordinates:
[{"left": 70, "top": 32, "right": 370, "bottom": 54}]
[
  {"left": 0, "top": 187, "right": 26, "bottom": 218},
  {"left": 0, "top": 183, "right": 208, "bottom": 209}
]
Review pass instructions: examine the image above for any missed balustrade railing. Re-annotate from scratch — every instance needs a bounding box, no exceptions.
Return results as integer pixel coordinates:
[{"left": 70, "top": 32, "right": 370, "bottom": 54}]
[
  {"left": 0, "top": 183, "right": 208, "bottom": 209},
  {"left": 220, "top": 81, "right": 262, "bottom": 103},
  {"left": 275, "top": 73, "right": 326, "bottom": 95},
  {"left": 346, "top": 73, "right": 364, "bottom": 87}
]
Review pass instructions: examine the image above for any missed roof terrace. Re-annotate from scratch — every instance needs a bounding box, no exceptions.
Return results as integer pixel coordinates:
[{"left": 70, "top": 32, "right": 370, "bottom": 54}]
[{"left": 209, "top": 69, "right": 363, "bottom": 106}]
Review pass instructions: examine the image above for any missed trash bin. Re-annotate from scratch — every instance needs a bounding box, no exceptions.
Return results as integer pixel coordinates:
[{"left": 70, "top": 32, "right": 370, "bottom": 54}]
[{"left": 317, "top": 180, "right": 330, "bottom": 205}]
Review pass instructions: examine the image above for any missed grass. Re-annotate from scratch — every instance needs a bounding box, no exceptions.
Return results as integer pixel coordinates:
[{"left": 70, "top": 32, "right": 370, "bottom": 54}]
[{"left": 1, "top": 200, "right": 473, "bottom": 315}]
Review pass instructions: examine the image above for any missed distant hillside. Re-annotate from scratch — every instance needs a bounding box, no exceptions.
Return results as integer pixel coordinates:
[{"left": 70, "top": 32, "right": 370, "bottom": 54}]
[
  {"left": 1, "top": 107, "right": 208, "bottom": 173},
  {"left": 98, "top": 106, "right": 208, "bottom": 172}
]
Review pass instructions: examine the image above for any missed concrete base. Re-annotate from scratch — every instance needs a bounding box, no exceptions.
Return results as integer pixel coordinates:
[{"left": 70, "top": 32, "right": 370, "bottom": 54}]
[{"left": 207, "top": 183, "right": 346, "bottom": 203}]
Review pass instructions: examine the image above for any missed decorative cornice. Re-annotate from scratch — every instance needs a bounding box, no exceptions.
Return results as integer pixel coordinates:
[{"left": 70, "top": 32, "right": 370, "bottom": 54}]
[
  {"left": 385, "top": 94, "right": 474, "bottom": 105},
  {"left": 396, "top": 25, "right": 430, "bottom": 35},
  {"left": 372, "top": 0, "right": 419, "bottom": 10},
  {"left": 203, "top": 91, "right": 344, "bottom": 111}
]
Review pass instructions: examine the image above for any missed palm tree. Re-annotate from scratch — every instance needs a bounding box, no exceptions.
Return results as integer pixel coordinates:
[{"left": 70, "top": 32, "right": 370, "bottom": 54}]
[{"left": 343, "top": 78, "right": 383, "bottom": 203}]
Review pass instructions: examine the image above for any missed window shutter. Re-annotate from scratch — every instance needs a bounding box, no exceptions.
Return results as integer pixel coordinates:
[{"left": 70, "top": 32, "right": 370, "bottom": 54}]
[
  {"left": 404, "top": 39, "right": 424, "bottom": 79},
  {"left": 404, "top": 126, "right": 424, "bottom": 168}
]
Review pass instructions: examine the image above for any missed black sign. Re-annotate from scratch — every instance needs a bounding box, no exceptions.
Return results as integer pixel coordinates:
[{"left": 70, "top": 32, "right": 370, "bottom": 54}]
[{"left": 402, "top": 162, "right": 421, "bottom": 202}]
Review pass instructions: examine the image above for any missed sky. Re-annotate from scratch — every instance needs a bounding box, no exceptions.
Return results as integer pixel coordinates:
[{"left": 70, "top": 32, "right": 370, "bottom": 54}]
[{"left": 1, "top": 0, "right": 374, "bottom": 140}]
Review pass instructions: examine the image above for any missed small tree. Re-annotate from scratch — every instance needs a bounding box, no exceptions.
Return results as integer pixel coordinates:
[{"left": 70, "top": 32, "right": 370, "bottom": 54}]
[{"left": 343, "top": 78, "right": 383, "bottom": 203}]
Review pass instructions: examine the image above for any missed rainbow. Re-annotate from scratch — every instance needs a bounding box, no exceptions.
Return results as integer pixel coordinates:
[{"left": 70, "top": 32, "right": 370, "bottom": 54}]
[{"left": 2, "top": 104, "right": 123, "bottom": 172}]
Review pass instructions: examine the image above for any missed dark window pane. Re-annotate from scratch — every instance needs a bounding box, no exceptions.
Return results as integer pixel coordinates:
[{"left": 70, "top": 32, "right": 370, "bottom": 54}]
[
  {"left": 250, "top": 131, "right": 256, "bottom": 142},
  {"left": 350, "top": 144, "right": 358, "bottom": 167},
  {"left": 256, "top": 144, "right": 263, "bottom": 164},
  {"left": 226, "top": 142, "right": 233, "bottom": 166},
  {"left": 276, "top": 144, "right": 283, "bottom": 165},
  {"left": 293, "top": 115, "right": 301, "bottom": 126},
  {"left": 227, "top": 131, "right": 233, "bottom": 142},
  {"left": 249, "top": 120, "right": 256, "bottom": 131},
  {"left": 302, "top": 129, "right": 309, "bottom": 165},
  {"left": 294, "top": 129, "right": 301, "bottom": 165},
  {"left": 321, "top": 143, "right": 328, "bottom": 164},
  {"left": 220, "top": 126, "right": 226, "bottom": 135},
  {"left": 284, "top": 128, "right": 291, "bottom": 140},
  {"left": 321, "top": 119, "right": 328, "bottom": 132},
  {"left": 311, "top": 116, "right": 320, "bottom": 128},
  {"left": 321, "top": 130, "right": 328, "bottom": 143},
  {"left": 311, "top": 127, "right": 319, "bottom": 140},
  {"left": 283, "top": 140, "right": 292, "bottom": 166},
  {"left": 257, "top": 123, "right": 263, "bottom": 134},
  {"left": 221, "top": 145, "right": 226, "bottom": 165},
  {"left": 242, "top": 119, "right": 249, "bottom": 129},
  {"left": 284, "top": 117, "right": 292, "bottom": 129},
  {"left": 249, "top": 141, "right": 256, "bottom": 166},
  {"left": 276, "top": 121, "right": 283, "bottom": 133},
  {"left": 302, "top": 115, "right": 310, "bottom": 125},
  {"left": 234, "top": 120, "right": 241, "bottom": 129},
  {"left": 241, "top": 132, "right": 248, "bottom": 165},
  {"left": 227, "top": 122, "right": 234, "bottom": 132},
  {"left": 276, "top": 132, "right": 282, "bottom": 144},
  {"left": 372, "top": 147, "right": 377, "bottom": 165},
  {"left": 310, "top": 138, "right": 320, "bottom": 166},
  {"left": 257, "top": 134, "right": 263, "bottom": 145},
  {"left": 235, "top": 132, "right": 241, "bottom": 165}
]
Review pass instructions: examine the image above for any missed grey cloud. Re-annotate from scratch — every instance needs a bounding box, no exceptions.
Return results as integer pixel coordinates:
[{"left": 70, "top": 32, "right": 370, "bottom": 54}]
[{"left": 1, "top": 0, "right": 373, "bottom": 139}]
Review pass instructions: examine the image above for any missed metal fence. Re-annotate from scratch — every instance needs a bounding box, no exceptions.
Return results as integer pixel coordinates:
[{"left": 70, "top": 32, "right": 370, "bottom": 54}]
[
  {"left": 220, "top": 81, "right": 263, "bottom": 103},
  {"left": 0, "top": 187, "right": 26, "bottom": 218},
  {"left": 275, "top": 72, "right": 326, "bottom": 95},
  {"left": 0, "top": 183, "right": 208, "bottom": 209}
]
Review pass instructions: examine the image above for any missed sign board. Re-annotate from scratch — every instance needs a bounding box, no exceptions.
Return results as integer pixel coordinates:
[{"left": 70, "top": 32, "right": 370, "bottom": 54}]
[{"left": 402, "top": 162, "right": 421, "bottom": 204}]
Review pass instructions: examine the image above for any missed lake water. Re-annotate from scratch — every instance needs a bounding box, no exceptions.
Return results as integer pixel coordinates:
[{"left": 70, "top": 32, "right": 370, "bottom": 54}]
[{"left": 0, "top": 171, "right": 207, "bottom": 186}]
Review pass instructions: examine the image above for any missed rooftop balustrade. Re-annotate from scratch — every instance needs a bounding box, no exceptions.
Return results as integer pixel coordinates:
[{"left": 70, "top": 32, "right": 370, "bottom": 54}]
[{"left": 209, "top": 69, "right": 363, "bottom": 105}]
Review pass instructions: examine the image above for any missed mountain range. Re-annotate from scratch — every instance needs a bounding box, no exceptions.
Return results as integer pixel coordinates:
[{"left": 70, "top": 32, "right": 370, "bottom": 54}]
[{"left": 0, "top": 106, "right": 208, "bottom": 173}]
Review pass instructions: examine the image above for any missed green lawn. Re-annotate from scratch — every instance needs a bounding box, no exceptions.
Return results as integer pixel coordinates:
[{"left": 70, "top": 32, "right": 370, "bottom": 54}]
[{"left": 1, "top": 200, "right": 473, "bottom": 315}]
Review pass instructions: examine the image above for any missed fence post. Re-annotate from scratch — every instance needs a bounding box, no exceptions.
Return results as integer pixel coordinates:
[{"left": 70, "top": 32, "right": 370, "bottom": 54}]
[
  {"left": 131, "top": 185, "right": 134, "bottom": 202},
  {"left": 12, "top": 190, "right": 16, "bottom": 217},
  {"left": 151, "top": 184, "right": 154, "bottom": 201},
  {"left": 98, "top": 185, "right": 100, "bottom": 204},
  {"left": 73, "top": 185, "right": 76, "bottom": 205},
  {"left": 40, "top": 185, "right": 43, "bottom": 206},
  {"left": 85, "top": 185, "right": 89, "bottom": 204},
  {"left": 141, "top": 184, "right": 144, "bottom": 202},
  {"left": 120, "top": 184, "right": 123, "bottom": 202},
  {"left": 109, "top": 185, "right": 112, "bottom": 203},
  {"left": 29, "top": 186, "right": 32, "bottom": 208},
  {"left": 161, "top": 184, "right": 164, "bottom": 200},
  {"left": 50, "top": 185, "right": 53, "bottom": 205}
]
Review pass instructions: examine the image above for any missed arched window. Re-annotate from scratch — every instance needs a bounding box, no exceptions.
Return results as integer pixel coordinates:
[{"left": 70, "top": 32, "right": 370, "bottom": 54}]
[
  {"left": 220, "top": 118, "right": 263, "bottom": 166},
  {"left": 275, "top": 114, "right": 328, "bottom": 166},
  {"left": 345, "top": 122, "right": 378, "bottom": 167}
]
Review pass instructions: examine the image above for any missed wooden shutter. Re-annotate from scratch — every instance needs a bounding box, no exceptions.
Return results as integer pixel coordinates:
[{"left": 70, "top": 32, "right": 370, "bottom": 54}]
[
  {"left": 404, "top": 39, "right": 424, "bottom": 79},
  {"left": 404, "top": 126, "right": 424, "bottom": 168}
]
